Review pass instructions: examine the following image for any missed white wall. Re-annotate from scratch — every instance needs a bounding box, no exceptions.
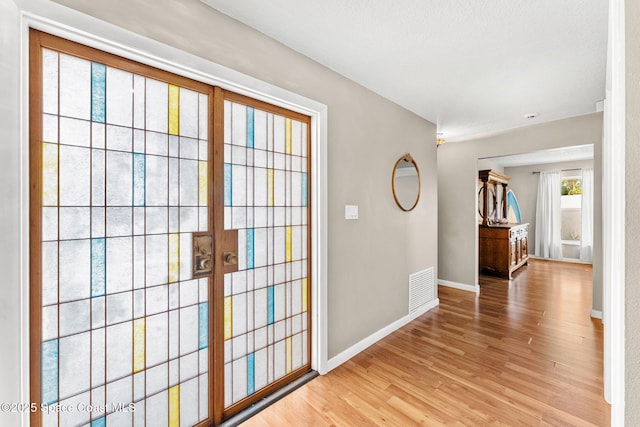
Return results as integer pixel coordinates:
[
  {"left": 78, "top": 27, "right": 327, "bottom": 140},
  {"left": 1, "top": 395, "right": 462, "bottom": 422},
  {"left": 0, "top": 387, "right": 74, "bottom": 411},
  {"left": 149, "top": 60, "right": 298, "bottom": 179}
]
[
  {"left": 626, "top": 0, "right": 640, "bottom": 422},
  {"left": 438, "top": 113, "right": 603, "bottom": 311},
  {"left": 0, "top": 1, "right": 24, "bottom": 425}
]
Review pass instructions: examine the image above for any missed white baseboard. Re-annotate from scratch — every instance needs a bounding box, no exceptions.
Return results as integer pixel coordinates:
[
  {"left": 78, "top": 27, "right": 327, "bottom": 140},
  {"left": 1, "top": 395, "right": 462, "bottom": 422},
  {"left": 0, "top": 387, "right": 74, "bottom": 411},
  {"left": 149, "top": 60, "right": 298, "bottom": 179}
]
[
  {"left": 438, "top": 279, "right": 480, "bottom": 293},
  {"left": 591, "top": 309, "right": 603, "bottom": 319},
  {"left": 325, "top": 298, "right": 439, "bottom": 372}
]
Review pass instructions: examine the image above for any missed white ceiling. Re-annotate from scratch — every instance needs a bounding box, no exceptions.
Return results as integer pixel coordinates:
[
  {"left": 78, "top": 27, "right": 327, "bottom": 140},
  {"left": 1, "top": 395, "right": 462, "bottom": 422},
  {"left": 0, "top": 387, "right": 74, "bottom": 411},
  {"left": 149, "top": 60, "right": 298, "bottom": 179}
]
[{"left": 200, "top": 0, "right": 608, "bottom": 142}]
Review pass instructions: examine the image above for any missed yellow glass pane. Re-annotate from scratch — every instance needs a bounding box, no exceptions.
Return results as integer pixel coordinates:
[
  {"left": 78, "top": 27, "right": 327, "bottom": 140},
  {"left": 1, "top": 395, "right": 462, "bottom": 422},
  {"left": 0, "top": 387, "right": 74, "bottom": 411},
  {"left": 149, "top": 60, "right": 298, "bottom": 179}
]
[
  {"left": 169, "top": 384, "right": 180, "bottom": 427},
  {"left": 133, "top": 318, "right": 145, "bottom": 373},
  {"left": 302, "top": 278, "right": 308, "bottom": 312},
  {"left": 168, "top": 84, "right": 180, "bottom": 135},
  {"left": 42, "top": 143, "right": 58, "bottom": 206},
  {"left": 285, "top": 226, "right": 292, "bottom": 263},
  {"left": 224, "top": 296, "right": 232, "bottom": 340},
  {"left": 285, "top": 118, "right": 292, "bottom": 155},
  {"left": 268, "top": 169, "right": 274, "bottom": 206},
  {"left": 199, "top": 161, "right": 208, "bottom": 206},
  {"left": 169, "top": 233, "right": 180, "bottom": 283}
]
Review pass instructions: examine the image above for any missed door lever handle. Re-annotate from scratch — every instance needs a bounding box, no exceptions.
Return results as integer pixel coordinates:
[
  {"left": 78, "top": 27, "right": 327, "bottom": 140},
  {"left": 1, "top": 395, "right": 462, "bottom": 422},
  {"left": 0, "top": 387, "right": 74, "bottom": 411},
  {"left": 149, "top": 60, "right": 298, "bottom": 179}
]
[{"left": 223, "top": 251, "right": 238, "bottom": 266}]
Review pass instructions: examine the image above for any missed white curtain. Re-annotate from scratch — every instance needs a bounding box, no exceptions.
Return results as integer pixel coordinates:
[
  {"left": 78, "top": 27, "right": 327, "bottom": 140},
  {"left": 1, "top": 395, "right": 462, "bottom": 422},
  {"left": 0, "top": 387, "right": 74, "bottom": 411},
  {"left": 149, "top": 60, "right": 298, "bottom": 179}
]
[
  {"left": 535, "top": 170, "right": 562, "bottom": 259},
  {"left": 580, "top": 167, "right": 594, "bottom": 262}
]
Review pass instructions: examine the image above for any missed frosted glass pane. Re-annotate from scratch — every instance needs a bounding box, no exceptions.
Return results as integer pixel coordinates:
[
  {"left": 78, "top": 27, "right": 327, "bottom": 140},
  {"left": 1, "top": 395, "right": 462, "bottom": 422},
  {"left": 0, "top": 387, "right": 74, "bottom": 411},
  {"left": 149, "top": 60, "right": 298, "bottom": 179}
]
[
  {"left": 146, "top": 285, "right": 168, "bottom": 316},
  {"left": 59, "top": 117, "right": 90, "bottom": 147},
  {"left": 232, "top": 357, "right": 247, "bottom": 403},
  {"left": 59, "top": 392, "right": 91, "bottom": 427},
  {"left": 253, "top": 288, "right": 267, "bottom": 329},
  {"left": 179, "top": 233, "right": 193, "bottom": 281},
  {"left": 59, "top": 54, "right": 90, "bottom": 120},
  {"left": 42, "top": 49, "right": 58, "bottom": 115},
  {"left": 232, "top": 207, "right": 246, "bottom": 230},
  {"left": 199, "top": 94, "right": 208, "bottom": 140},
  {"left": 145, "top": 155, "right": 168, "bottom": 206},
  {"left": 169, "top": 359, "right": 179, "bottom": 387},
  {"left": 232, "top": 145, "right": 246, "bottom": 165},
  {"left": 106, "top": 67, "right": 133, "bottom": 126},
  {"left": 180, "top": 207, "right": 198, "bottom": 232},
  {"left": 254, "top": 348, "right": 268, "bottom": 391},
  {"left": 106, "top": 321, "right": 132, "bottom": 382},
  {"left": 133, "top": 129, "right": 144, "bottom": 154},
  {"left": 42, "top": 304, "right": 58, "bottom": 342},
  {"left": 254, "top": 168, "right": 267, "bottom": 206},
  {"left": 169, "top": 135, "right": 179, "bottom": 157},
  {"left": 232, "top": 293, "right": 247, "bottom": 337},
  {"left": 106, "top": 207, "right": 132, "bottom": 237},
  {"left": 274, "top": 153, "right": 285, "bottom": 170},
  {"left": 59, "top": 145, "right": 90, "bottom": 206},
  {"left": 106, "top": 125, "right": 133, "bottom": 152},
  {"left": 170, "top": 207, "right": 180, "bottom": 233},
  {"left": 106, "top": 375, "right": 132, "bottom": 411},
  {"left": 92, "top": 297, "right": 105, "bottom": 329},
  {"left": 133, "top": 236, "right": 145, "bottom": 290},
  {"left": 42, "top": 114, "right": 58, "bottom": 144},
  {"left": 231, "top": 165, "right": 247, "bottom": 206},
  {"left": 58, "top": 239, "right": 90, "bottom": 303},
  {"left": 106, "top": 292, "right": 133, "bottom": 325},
  {"left": 180, "top": 377, "right": 199, "bottom": 427},
  {"left": 134, "top": 289, "right": 145, "bottom": 319},
  {"left": 146, "top": 131, "right": 168, "bottom": 156},
  {"left": 146, "top": 207, "right": 168, "bottom": 234},
  {"left": 292, "top": 280, "right": 302, "bottom": 316},
  {"left": 59, "top": 299, "right": 90, "bottom": 336},
  {"left": 180, "top": 305, "right": 199, "bottom": 355},
  {"left": 146, "top": 390, "right": 168, "bottom": 427},
  {"left": 145, "top": 79, "right": 168, "bottom": 133},
  {"left": 180, "top": 137, "right": 198, "bottom": 159},
  {"left": 169, "top": 310, "right": 179, "bottom": 359},
  {"left": 133, "top": 207, "right": 145, "bottom": 235},
  {"left": 106, "top": 151, "right": 132, "bottom": 206},
  {"left": 169, "top": 158, "right": 179, "bottom": 206},
  {"left": 273, "top": 115, "right": 285, "bottom": 153},
  {"left": 179, "top": 352, "right": 198, "bottom": 384},
  {"left": 92, "top": 123, "right": 105, "bottom": 149},
  {"left": 292, "top": 226, "right": 302, "bottom": 261},
  {"left": 146, "top": 363, "right": 168, "bottom": 396},
  {"left": 146, "top": 313, "right": 168, "bottom": 367},
  {"left": 301, "top": 123, "right": 308, "bottom": 158},
  {"left": 91, "top": 329, "right": 105, "bottom": 386},
  {"left": 274, "top": 227, "right": 285, "bottom": 265},
  {"left": 253, "top": 110, "right": 267, "bottom": 150},
  {"left": 274, "top": 284, "right": 285, "bottom": 322},
  {"left": 42, "top": 207, "right": 58, "bottom": 242},
  {"left": 146, "top": 234, "right": 168, "bottom": 286},
  {"left": 254, "top": 228, "right": 267, "bottom": 268},
  {"left": 180, "top": 88, "right": 199, "bottom": 138},
  {"left": 274, "top": 340, "right": 286, "bottom": 380},
  {"left": 178, "top": 280, "right": 198, "bottom": 310},
  {"left": 91, "top": 149, "right": 105, "bottom": 207},
  {"left": 274, "top": 170, "right": 285, "bottom": 207},
  {"left": 232, "top": 334, "right": 247, "bottom": 360},
  {"left": 231, "top": 103, "right": 246, "bottom": 146},
  {"left": 291, "top": 120, "right": 302, "bottom": 156},
  {"left": 292, "top": 333, "right": 303, "bottom": 370},
  {"left": 180, "top": 159, "right": 199, "bottom": 206},
  {"left": 199, "top": 140, "right": 208, "bottom": 161},
  {"left": 59, "top": 332, "right": 90, "bottom": 399},
  {"left": 106, "top": 237, "right": 132, "bottom": 294},
  {"left": 292, "top": 172, "right": 302, "bottom": 206},
  {"left": 133, "top": 75, "right": 145, "bottom": 130}
]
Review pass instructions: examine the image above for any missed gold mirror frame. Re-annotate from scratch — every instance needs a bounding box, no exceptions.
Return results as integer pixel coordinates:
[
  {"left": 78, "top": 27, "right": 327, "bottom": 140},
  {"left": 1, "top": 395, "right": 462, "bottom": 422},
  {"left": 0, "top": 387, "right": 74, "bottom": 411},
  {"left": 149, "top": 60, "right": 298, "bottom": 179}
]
[{"left": 391, "top": 153, "right": 421, "bottom": 211}]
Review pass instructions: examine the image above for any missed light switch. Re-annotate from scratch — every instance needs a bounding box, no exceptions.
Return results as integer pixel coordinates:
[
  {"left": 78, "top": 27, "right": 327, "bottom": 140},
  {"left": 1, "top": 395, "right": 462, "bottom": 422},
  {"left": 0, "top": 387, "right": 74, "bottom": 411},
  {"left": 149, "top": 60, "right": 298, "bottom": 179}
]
[{"left": 345, "top": 205, "right": 359, "bottom": 220}]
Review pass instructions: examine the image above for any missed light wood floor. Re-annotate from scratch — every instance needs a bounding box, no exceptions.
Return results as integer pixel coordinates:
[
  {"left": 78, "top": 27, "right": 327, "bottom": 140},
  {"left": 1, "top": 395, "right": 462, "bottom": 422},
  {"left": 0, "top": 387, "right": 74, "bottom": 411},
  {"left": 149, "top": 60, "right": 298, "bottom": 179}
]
[{"left": 240, "top": 259, "right": 610, "bottom": 426}]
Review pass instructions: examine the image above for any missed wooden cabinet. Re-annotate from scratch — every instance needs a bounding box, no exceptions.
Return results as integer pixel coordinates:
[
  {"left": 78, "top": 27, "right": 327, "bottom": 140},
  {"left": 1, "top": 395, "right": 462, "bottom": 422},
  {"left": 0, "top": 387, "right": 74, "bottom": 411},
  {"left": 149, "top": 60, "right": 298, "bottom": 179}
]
[{"left": 479, "top": 223, "right": 529, "bottom": 279}]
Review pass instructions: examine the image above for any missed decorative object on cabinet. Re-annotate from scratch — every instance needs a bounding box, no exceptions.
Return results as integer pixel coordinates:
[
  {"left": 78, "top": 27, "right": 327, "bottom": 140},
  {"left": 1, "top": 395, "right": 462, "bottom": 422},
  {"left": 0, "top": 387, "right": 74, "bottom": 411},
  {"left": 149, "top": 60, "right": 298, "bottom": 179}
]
[
  {"left": 392, "top": 153, "right": 421, "bottom": 211},
  {"left": 478, "top": 170, "right": 528, "bottom": 278},
  {"left": 506, "top": 189, "right": 522, "bottom": 224}
]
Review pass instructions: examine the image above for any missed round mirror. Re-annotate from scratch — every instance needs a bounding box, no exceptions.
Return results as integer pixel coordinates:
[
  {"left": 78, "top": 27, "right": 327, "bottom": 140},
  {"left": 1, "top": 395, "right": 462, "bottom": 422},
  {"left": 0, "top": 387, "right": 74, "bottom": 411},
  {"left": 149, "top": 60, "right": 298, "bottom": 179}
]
[{"left": 392, "top": 153, "right": 421, "bottom": 211}]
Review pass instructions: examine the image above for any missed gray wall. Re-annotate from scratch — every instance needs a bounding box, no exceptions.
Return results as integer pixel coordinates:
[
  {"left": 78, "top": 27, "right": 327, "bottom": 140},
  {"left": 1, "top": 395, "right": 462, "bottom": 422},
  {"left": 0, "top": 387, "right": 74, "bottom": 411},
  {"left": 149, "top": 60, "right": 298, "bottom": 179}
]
[
  {"left": 504, "top": 159, "right": 595, "bottom": 257},
  {"left": 438, "top": 113, "right": 603, "bottom": 312},
  {"left": 2, "top": 0, "right": 438, "bottom": 378},
  {"left": 626, "top": 0, "right": 640, "bottom": 422}
]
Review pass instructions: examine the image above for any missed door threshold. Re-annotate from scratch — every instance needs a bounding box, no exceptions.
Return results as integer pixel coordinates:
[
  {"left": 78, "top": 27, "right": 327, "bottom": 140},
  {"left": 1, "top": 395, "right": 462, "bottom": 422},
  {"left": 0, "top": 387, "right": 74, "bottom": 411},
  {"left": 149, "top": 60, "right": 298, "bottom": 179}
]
[{"left": 219, "top": 371, "right": 320, "bottom": 426}]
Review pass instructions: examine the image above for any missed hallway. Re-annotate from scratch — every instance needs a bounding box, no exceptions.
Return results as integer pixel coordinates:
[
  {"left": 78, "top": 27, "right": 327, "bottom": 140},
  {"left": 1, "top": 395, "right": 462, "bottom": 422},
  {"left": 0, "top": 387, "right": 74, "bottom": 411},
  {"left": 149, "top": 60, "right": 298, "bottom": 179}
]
[{"left": 240, "top": 259, "right": 609, "bottom": 426}]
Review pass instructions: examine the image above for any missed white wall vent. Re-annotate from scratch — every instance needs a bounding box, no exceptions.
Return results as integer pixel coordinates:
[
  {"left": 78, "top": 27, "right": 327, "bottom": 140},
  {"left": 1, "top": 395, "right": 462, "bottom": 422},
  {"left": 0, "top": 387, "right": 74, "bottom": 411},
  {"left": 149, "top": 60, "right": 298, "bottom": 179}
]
[{"left": 409, "top": 267, "right": 435, "bottom": 313}]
